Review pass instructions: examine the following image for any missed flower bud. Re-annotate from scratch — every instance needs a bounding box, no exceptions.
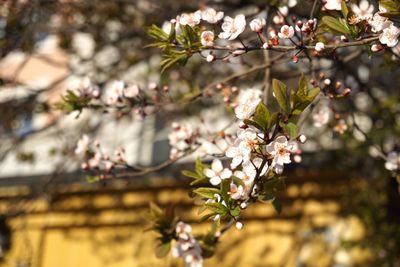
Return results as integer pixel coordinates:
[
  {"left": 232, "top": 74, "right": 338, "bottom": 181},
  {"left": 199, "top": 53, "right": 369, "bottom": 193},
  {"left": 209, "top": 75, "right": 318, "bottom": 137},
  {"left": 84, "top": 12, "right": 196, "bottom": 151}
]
[
  {"left": 307, "top": 19, "right": 314, "bottom": 27},
  {"left": 340, "top": 35, "right": 348, "bottom": 42},
  {"left": 324, "top": 78, "right": 331, "bottom": 86},
  {"left": 371, "top": 44, "right": 383, "bottom": 52},
  {"left": 206, "top": 54, "right": 215, "bottom": 62},
  {"left": 293, "top": 154, "right": 302, "bottom": 163},
  {"left": 292, "top": 55, "right": 299, "bottom": 63},
  {"left": 148, "top": 82, "right": 158, "bottom": 90},
  {"left": 235, "top": 221, "right": 244, "bottom": 230},
  {"left": 297, "top": 134, "right": 307, "bottom": 143},
  {"left": 249, "top": 18, "right": 266, "bottom": 33},
  {"left": 262, "top": 42, "right": 271, "bottom": 50},
  {"left": 239, "top": 121, "right": 248, "bottom": 129},
  {"left": 240, "top": 202, "right": 248, "bottom": 209},
  {"left": 296, "top": 20, "right": 303, "bottom": 28},
  {"left": 315, "top": 42, "right": 325, "bottom": 52}
]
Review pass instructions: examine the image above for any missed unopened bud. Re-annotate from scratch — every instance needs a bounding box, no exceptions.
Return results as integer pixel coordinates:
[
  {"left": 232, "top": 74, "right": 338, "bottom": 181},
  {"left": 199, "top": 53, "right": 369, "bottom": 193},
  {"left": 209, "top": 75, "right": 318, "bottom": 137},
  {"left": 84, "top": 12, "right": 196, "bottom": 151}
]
[
  {"left": 163, "top": 85, "right": 169, "bottom": 92},
  {"left": 240, "top": 202, "right": 248, "bottom": 209},
  {"left": 293, "top": 154, "right": 302, "bottom": 163},
  {"left": 315, "top": 42, "right": 325, "bottom": 52},
  {"left": 235, "top": 221, "right": 243, "bottom": 230},
  {"left": 206, "top": 54, "right": 215, "bottom": 62},
  {"left": 307, "top": 19, "right": 314, "bottom": 27},
  {"left": 340, "top": 35, "right": 348, "bottom": 42},
  {"left": 324, "top": 78, "right": 331, "bottom": 86},
  {"left": 335, "top": 82, "right": 342, "bottom": 89},
  {"left": 292, "top": 55, "right": 299, "bottom": 63},
  {"left": 371, "top": 44, "right": 383, "bottom": 52},
  {"left": 262, "top": 42, "right": 271, "bottom": 50},
  {"left": 148, "top": 82, "right": 158, "bottom": 90},
  {"left": 92, "top": 89, "right": 100, "bottom": 99},
  {"left": 296, "top": 20, "right": 303, "bottom": 28},
  {"left": 297, "top": 134, "right": 307, "bottom": 143}
]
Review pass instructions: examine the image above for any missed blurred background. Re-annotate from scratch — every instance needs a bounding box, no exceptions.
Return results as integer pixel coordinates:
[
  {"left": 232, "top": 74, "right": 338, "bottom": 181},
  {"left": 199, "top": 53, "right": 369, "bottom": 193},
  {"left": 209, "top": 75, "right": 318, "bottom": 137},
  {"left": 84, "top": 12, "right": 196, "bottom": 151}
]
[{"left": 0, "top": 0, "right": 399, "bottom": 266}]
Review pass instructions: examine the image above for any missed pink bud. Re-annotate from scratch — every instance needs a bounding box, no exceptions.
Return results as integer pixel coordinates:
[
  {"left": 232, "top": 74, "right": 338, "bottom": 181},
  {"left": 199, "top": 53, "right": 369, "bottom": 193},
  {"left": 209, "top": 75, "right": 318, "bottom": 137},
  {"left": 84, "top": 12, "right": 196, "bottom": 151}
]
[
  {"left": 292, "top": 56, "right": 299, "bottom": 63},
  {"left": 297, "top": 134, "right": 307, "bottom": 143}
]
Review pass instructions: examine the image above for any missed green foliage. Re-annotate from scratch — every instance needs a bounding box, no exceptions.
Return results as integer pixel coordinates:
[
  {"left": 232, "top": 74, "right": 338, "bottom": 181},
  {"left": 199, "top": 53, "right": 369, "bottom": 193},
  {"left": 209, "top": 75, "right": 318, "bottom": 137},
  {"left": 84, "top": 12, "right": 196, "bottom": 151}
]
[
  {"left": 319, "top": 16, "right": 351, "bottom": 35},
  {"left": 244, "top": 102, "right": 271, "bottom": 132},
  {"left": 55, "top": 90, "right": 91, "bottom": 114},
  {"left": 146, "top": 24, "right": 202, "bottom": 72},
  {"left": 146, "top": 203, "right": 178, "bottom": 258},
  {"left": 379, "top": 0, "right": 400, "bottom": 12},
  {"left": 272, "top": 78, "right": 290, "bottom": 115},
  {"left": 182, "top": 157, "right": 209, "bottom": 185},
  {"left": 290, "top": 73, "right": 320, "bottom": 117}
]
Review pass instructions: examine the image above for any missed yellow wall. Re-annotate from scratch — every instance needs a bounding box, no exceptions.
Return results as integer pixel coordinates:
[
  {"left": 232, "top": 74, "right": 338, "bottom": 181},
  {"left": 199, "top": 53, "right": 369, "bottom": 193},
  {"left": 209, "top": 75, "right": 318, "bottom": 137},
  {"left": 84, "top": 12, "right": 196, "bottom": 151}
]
[{"left": 0, "top": 171, "right": 370, "bottom": 267}]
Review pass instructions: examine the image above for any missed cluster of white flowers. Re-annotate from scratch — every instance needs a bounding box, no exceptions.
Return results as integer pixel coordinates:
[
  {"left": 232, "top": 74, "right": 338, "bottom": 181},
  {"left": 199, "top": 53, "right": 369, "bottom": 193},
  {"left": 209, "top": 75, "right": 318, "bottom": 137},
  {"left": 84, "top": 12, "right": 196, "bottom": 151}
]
[
  {"left": 70, "top": 76, "right": 100, "bottom": 99},
  {"left": 368, "top": 12, "right": 400, "bottom": 48},
  {"left": 105, "top": 80, "right": 140, "bottom": 106},
  {"left": 172, "top": 222, "right": 203, "bottom": 267},
  {"left": 75, "top": 135, "right": 126, "bottom": 173},
  {"left": 233, "top": 88, "right": 263, "bottom": 120},
  {"left": 324, "top": 0, "right": 343, "bottom": 11},
  {"left": 168, "top": 122, "right": 200, "bottom": 160}
]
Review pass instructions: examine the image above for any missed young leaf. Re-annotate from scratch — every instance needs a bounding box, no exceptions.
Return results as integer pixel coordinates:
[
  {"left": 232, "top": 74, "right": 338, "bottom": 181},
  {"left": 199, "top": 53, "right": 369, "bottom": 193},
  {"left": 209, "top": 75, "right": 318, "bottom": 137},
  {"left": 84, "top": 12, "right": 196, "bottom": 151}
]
[
  {"left": 182, "top": 170, "right": 201, "bottom": 180},
  {"left": 282, "top": 122, "right": 298, "bottom": 139},
  {"left": 155, "top": 241, "right": 171, "bottom": 258},
  {"left": 272, "top": 198, "right": 282, "bottom": 214},
  {"left": 272, "top": 79, "right": 290, "bottom": 114},
  {"left": 320, "top": 16, "right": 351, "bottom": 35},
  {"left": 193, "top": 187, "right": 220, "bottom": 199},
  {"left": 253, "top": 103, "right": 270, "bottom": 131}
]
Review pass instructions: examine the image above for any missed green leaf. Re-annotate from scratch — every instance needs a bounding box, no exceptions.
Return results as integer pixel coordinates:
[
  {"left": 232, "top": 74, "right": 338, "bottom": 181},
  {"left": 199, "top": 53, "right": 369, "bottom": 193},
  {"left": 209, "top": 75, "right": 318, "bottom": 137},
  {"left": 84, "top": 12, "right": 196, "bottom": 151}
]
[
  {"left": 282, "top": 122, "right": 298, "bottom": 139},
  {"left": 244, "top": 119, "right": 264, "bottom": 132},
  {"left": 253, "top": 103, "right": 270, "bottom": 131},
  {"left": 297, "top": 73, "right": 308, "bottom": 99},
  {"left": 379, "top": 0, "right": 400, "bottom": 12},
  {"left": 193, "top": 187, "right": 220, "bottom": 199},
  {"left": 272, "top": 79, "right": 290, "bottom": 114},
  {"left": 306, "top": 87, "right": 321, "bottom": 102},
  {"left": 195, "top": 157, "right": 205, "bottom": 176},
  {"left": 320, "top": 16, "right": 351, "bottom": 35},
  {"left": 268, "top": 112, "right": 280, "bottom": 130},
  {"left": 272, "top": 198, "right": 282, "bottom": 214},
  {"left": 182, "top": 170, "right": 201, "bottom": 180},
  {"left": 341, "top": 1, "right": 349, "bottom": 18},
  {"left": 155, "top": 241, "right": 171, "bottom": 258},
  {"left": 205, "top": 202, "right": 228, "bottom": 215},
  {"left": 230, "top": 206, "right": 241, "bottom": 217}
]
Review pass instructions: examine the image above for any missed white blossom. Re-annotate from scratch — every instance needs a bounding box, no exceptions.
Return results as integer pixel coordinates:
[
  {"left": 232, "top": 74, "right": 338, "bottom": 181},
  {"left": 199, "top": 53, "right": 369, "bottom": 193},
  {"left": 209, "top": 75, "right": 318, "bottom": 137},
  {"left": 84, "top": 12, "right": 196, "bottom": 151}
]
[
  {"left": 168, "top": 122, "right": 198, "bottom": 159},
  {"left": 351, "top": 0, "right": 374, "bottom": 20},
  {"left": 278, "top": 25, "right": 295, "bottom": 39},
  {"left": 106, "top": 80, "right": 124, "bottom": 105},
  {"left": 313, "top": 106, "right": 331, "bottom": 127},
  {"left": 385, "top": 152, "right": 399, "bottom": 171},
  {"left": 266, "top": 136, "right": 297, "bottom": 167},
  {"left": 173, "top": 222, "right": 203, "bottom": 267},
  {"left": 249, "top": 18, "right": 266, "bottom": 33},
  {"left": 218, "top": 15, "right": 246, "bottom": 41},
  {"left": 234, "top": 88, "right": 262, "bottom": 120},
  {"left": 368, "top": 13, "right": 392, "bottom": 33},
  {"left": 178, "top": 11, "right": 202, "bottom": 27},
  {"left": 201, "top": 7, "right": 224, "bottom": 24},
  {"left": 200, "top": 31, "right": 215, "bottom": 47},
  {"left": 379, "top": 24, "right": 400, "bottom": 48},
  {"left": 324, "top": 0, "right": 342, "bottom": 11},
  {"left": 204, "top": 159, "right": 232, "bottom": 186},
  {"left": 230, "top": 183, "right": 245, "bottom": 199}
]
